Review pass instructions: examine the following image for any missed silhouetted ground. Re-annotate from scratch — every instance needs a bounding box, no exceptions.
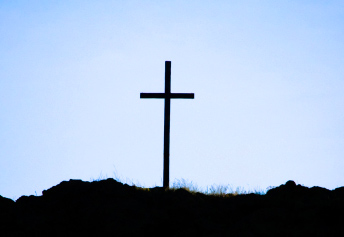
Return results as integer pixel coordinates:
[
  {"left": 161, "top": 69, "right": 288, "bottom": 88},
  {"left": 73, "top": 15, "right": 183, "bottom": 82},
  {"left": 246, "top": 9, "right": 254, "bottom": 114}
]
[{"left": 1, "top": 179, "right": 344, "bottom": 236}]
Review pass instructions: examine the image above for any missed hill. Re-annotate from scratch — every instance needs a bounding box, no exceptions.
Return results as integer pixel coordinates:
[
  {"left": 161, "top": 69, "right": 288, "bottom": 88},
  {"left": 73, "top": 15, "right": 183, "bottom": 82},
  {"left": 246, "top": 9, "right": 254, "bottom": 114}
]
[{"left": 1, "top": 179, "right": 344, "bottom": 236}]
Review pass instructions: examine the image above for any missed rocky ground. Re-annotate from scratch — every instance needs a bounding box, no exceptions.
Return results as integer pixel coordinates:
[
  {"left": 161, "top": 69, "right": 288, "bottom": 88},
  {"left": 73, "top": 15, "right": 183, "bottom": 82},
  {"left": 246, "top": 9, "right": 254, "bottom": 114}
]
[{"left": 1, "top": 179, "right": 344, "bottom": 236}]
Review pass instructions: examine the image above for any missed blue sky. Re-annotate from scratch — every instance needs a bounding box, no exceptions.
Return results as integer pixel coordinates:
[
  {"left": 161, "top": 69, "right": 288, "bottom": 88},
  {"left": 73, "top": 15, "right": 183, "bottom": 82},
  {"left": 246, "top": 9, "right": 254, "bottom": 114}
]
[{"left": 1, "top": 1, "right": 343, "bottom": 200}]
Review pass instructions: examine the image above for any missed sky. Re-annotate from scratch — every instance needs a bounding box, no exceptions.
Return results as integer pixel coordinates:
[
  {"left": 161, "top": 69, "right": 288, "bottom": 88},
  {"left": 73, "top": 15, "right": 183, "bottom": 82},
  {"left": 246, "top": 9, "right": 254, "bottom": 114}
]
[{"left": 1, "top": 1, "right": 343, "bottom": 200}]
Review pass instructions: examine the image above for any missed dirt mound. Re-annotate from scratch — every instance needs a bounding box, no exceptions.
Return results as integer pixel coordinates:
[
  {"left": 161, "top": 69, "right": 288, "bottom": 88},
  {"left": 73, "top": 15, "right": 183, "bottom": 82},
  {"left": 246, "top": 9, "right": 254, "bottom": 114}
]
[{"left": 1, "top": 179, "right": 343, "bottom": 236}]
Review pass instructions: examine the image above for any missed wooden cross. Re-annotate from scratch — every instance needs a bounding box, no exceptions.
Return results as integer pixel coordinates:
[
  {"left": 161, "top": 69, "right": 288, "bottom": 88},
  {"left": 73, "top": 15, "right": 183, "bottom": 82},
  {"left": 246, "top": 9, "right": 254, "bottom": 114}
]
[{"left": 140, "top": 61, "right": 194, "bottom": 189}]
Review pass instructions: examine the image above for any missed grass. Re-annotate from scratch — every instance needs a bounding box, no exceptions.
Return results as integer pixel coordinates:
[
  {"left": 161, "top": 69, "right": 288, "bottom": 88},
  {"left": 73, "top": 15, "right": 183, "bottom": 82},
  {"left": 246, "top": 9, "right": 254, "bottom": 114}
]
[
  {"left": 90, "top": 171, "right": 144, "bottom": 187},
  {"left": 90, "top": 172, "right": 270, "bottom": 196},
  {"left": 171, "top": 178, "right": 268, "bottom": 196}
]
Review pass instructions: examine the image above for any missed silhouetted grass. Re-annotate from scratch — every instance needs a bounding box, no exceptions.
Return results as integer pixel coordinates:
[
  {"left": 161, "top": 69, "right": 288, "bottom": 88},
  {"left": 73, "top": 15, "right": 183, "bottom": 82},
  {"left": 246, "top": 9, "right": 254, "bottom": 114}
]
[
  {"left": 171, "top": 178, "right": 268, "bottom": 196},
  {"left": 90, "top": 173, "right": 268, "bottom": 196}
]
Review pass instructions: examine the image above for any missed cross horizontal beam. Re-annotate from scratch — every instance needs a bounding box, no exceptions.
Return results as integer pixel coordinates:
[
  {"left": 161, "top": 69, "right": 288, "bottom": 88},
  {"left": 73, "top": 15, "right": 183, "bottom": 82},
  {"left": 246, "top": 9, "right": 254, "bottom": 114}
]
[{"left": 140, "top": 93, "right": 194, "bottom": 99}]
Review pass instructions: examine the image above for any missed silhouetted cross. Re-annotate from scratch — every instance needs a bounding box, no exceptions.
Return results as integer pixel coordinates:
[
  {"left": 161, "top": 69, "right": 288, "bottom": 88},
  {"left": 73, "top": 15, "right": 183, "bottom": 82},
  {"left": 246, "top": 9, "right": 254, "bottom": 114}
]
[{"left": 140, "top": 61, "right": 194, "bottom": 189}]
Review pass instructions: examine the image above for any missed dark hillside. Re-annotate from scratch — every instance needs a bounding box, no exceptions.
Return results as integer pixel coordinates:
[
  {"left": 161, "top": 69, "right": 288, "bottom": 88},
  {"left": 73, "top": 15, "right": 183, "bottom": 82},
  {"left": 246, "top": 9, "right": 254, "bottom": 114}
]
[{"left": 1, "top": 179, "right": 344, "bottom": 236}]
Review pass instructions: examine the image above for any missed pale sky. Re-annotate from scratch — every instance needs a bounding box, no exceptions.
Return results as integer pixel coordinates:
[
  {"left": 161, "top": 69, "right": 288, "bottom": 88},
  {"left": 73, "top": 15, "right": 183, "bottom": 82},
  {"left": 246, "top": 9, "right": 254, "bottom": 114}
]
[{"left": 1, "top": 1, "right": 344, "bottom": 200}]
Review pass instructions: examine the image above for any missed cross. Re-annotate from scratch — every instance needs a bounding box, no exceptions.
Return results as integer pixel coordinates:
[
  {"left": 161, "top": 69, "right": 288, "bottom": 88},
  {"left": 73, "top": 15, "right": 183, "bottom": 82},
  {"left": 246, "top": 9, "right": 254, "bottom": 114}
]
[{"left": 140, "top": 61, "right": 194, "bottom": 189}]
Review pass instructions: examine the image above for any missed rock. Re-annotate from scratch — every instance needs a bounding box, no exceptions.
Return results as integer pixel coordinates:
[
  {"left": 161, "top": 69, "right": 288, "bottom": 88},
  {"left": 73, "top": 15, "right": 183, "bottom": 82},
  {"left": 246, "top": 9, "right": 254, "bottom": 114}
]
[{"left": 266, "top": 180, "right": 309, "bottom": 198}]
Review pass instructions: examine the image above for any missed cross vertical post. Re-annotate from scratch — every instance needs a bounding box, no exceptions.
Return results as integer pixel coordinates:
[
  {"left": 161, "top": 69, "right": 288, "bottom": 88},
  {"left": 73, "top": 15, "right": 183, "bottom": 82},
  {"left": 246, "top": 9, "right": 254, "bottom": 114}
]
[
  {"left": 140, "top": 61, "right": 194, "bottom": 189},
  {"left": 163, "top": 61, "right": 171, "bottom": 188}
]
